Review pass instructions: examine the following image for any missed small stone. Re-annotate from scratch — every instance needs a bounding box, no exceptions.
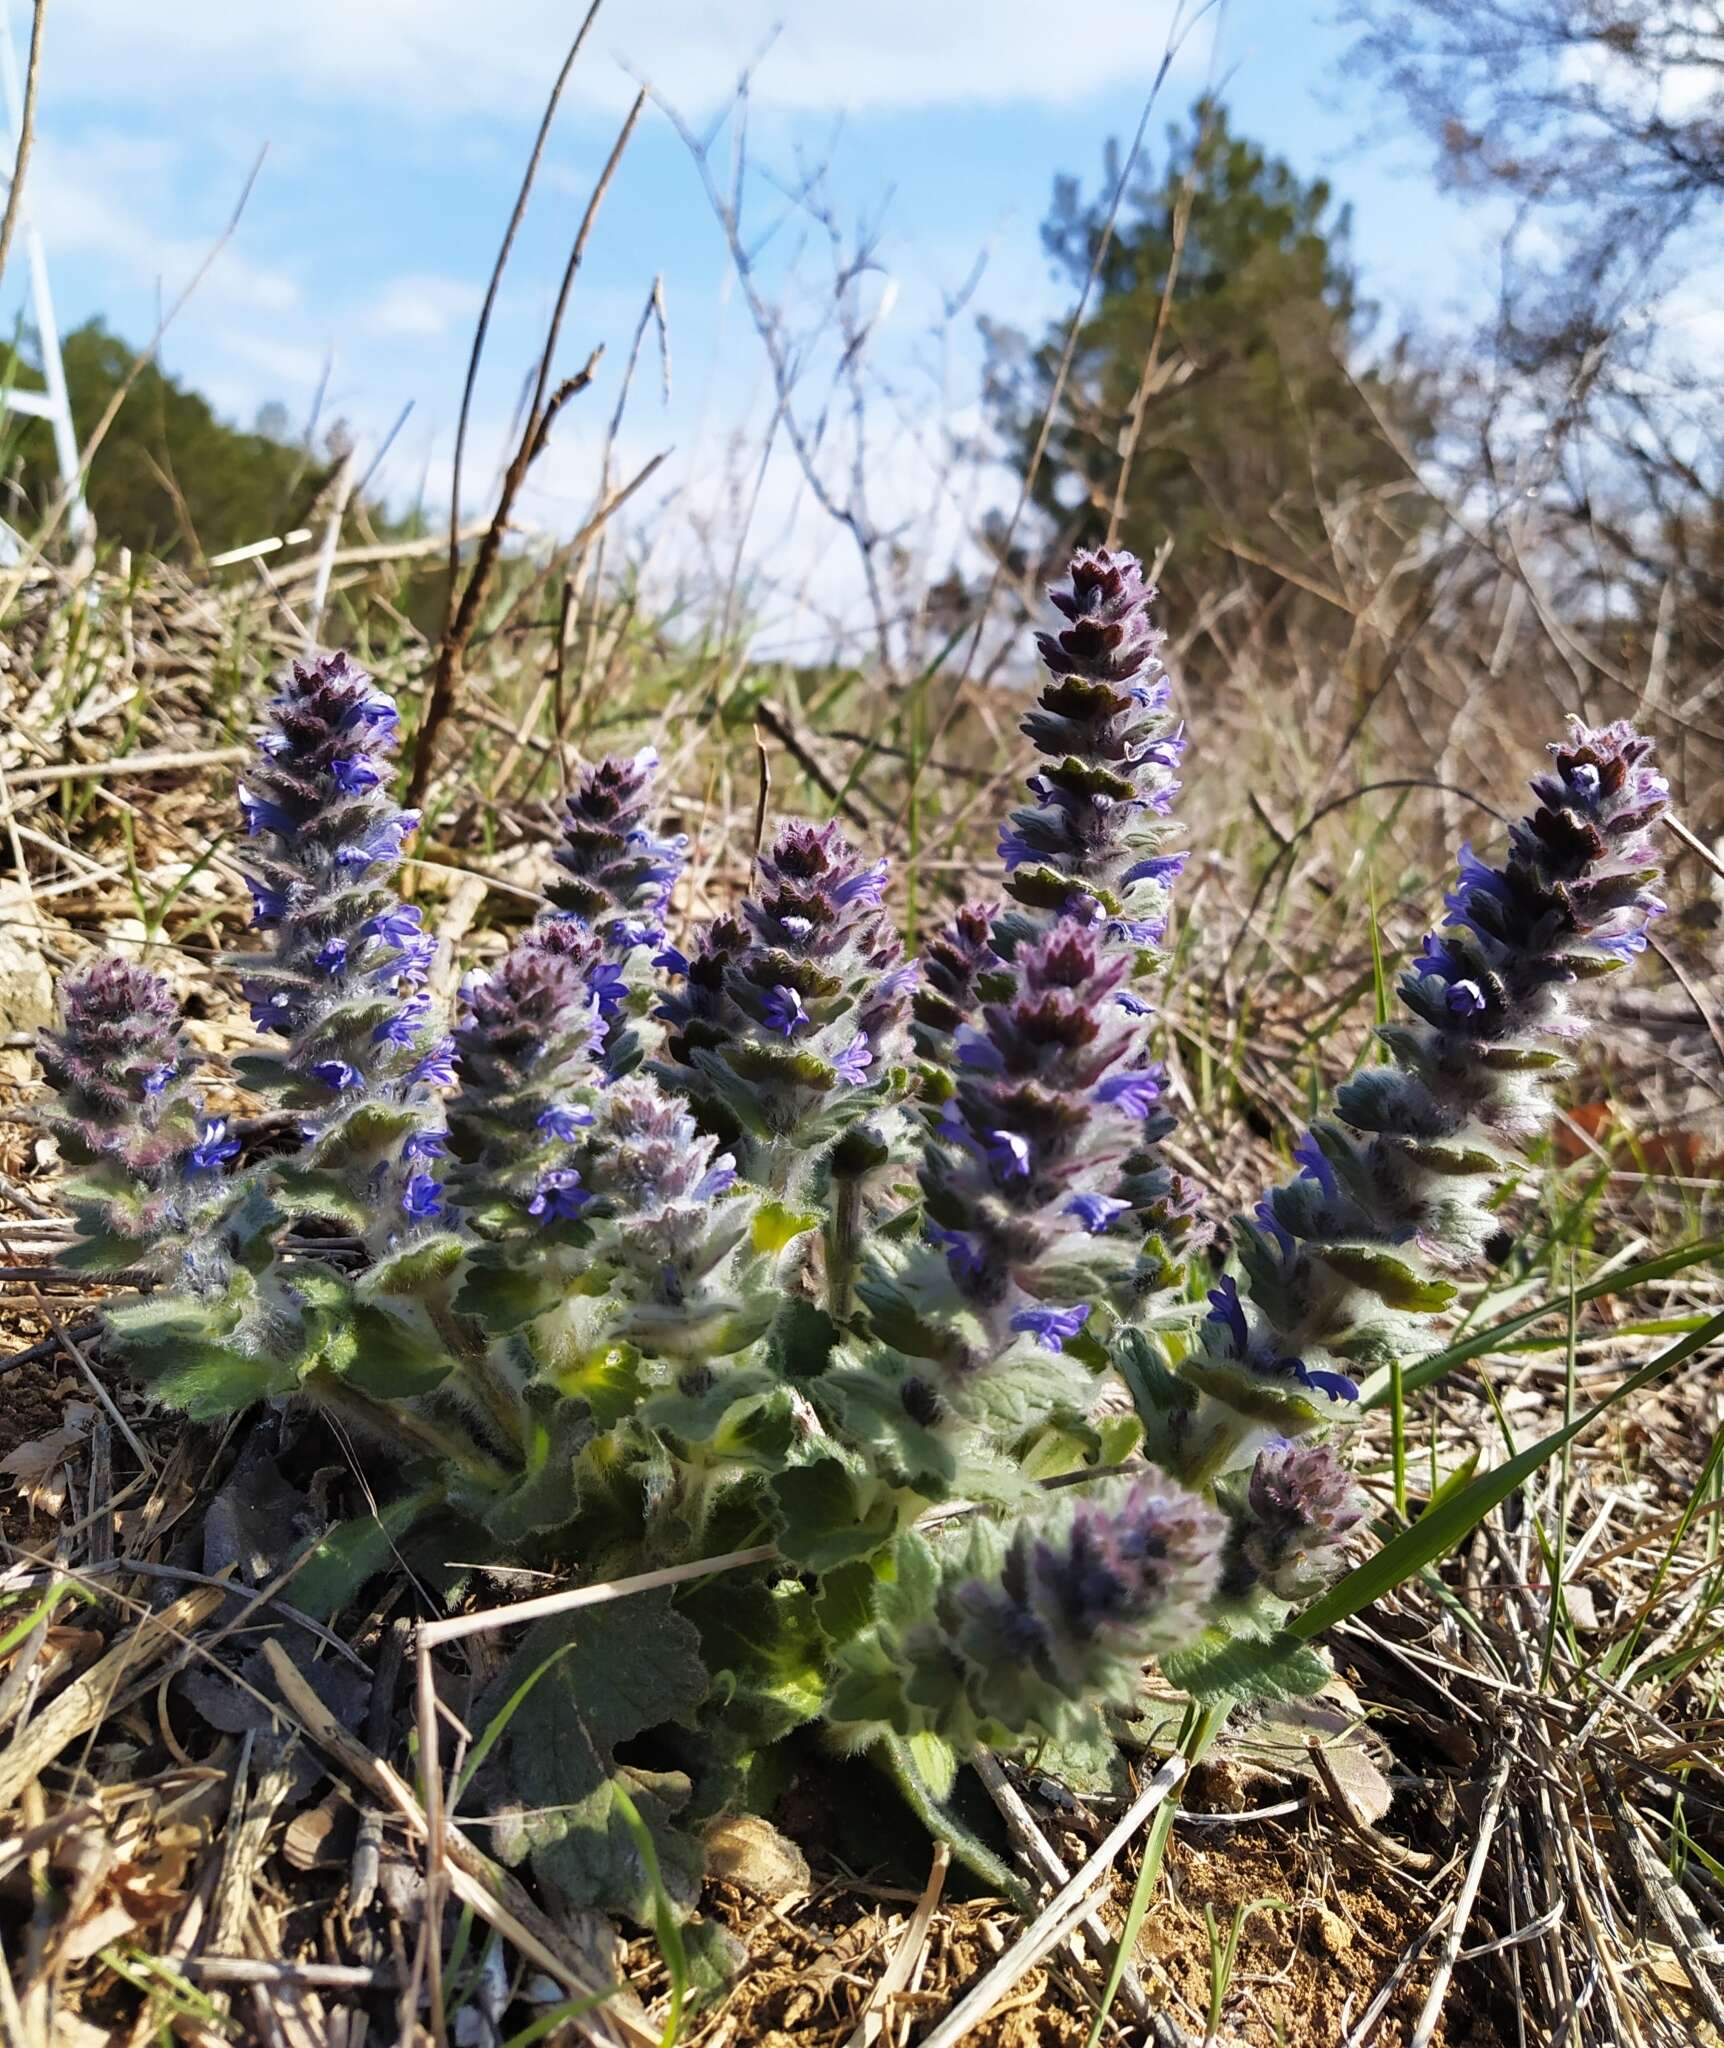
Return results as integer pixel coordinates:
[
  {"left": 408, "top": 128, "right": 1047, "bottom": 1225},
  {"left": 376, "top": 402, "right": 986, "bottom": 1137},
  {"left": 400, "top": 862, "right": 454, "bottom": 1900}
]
[
  {"left": 702, "top": 1814, "right": 811, "bottom": 1900},
  {"left": 1315, "top": 1908, "right": 1354, "bottom": 1955}
]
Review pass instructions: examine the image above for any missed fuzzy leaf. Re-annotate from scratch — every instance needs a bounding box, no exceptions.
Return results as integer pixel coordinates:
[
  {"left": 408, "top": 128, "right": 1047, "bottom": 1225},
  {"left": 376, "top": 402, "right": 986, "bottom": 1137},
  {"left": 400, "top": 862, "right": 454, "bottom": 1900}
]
[
  {"left": 679, "top": 1577, "right": 827, "bottom": 1745},
  {"left": 361, "top": 1233, "right": 467, "bottom": 1298},
  {"left": 291, "top": 1486, "right": 445, "bottom": 1621},
  {"left": 135, "top": 1341, "right": 296, "bottom": 1420},
  {"left": 1314, "top": 1244, "right": 1457, "bottom": 1314},
  {"left": 342, "top": 1305, "right": 455, "bottom": 1400},
  {"left": 455, "top": 1252, "right": 561, "bottom": 1333},
  {"left": 488, "top": 1594, "right": 709, "bottom": 1925},
  {"left": 752, "top": 1201, "right": 821, "bottom": 1254},
  {"left": 1161, "top": 1631, "right": 1331, "bottom": 1707},
  {"left": 812, "top": 1559, "right": 880, "bottom": 1646},
  {"left": 770, "top": 1459, "right": 896, "bottom": 1570}
]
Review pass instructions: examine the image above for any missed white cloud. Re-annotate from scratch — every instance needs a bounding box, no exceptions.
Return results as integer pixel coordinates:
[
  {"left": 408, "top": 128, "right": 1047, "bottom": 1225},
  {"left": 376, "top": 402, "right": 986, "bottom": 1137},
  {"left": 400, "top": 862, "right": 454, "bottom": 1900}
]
[
  {"left": 24, "top": 136, "right": 301, "bottom": 314},
  {"left": 361, "top": 274, "right": 481, "bottom": 340},
  {"left": 42, "top": 1, "right": 1197, "bottom": 121}
]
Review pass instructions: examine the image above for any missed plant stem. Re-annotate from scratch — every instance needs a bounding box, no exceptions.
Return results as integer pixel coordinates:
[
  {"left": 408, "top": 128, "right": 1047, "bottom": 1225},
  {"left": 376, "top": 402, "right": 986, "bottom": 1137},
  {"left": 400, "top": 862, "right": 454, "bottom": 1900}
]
[{"left": 881, "top": 1733, "right": 1032, "bottom": 1911}]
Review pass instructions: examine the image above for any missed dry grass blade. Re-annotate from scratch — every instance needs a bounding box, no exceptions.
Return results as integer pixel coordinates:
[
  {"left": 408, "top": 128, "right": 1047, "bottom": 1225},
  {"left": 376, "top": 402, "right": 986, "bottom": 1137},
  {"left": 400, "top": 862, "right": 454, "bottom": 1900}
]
[
  {"left": 916, "top": 1753, "right": 1187, "bottom": 2048},
  {"left": 258, "top": 1640, "right": 649, "bottom": 2048},
  {"left": 842, "top": 1839, "right": 948, "bottom": 2048}
]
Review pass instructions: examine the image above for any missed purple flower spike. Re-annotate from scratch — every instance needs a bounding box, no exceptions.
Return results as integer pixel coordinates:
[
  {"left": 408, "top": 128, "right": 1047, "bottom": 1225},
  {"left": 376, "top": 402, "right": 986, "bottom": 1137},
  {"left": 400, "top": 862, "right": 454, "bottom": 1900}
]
[{"left": 1184, "top": 717, "right": 1667, "bottom": 1472}]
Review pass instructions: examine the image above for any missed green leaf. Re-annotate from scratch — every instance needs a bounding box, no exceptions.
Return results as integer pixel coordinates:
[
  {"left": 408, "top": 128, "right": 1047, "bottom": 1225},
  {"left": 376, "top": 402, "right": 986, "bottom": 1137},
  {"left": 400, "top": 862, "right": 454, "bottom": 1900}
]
[
  {"left": 1300, "top": 1306, "right": 1724, "bottom": 1639},
  {"left": 752, "top": 1201, "right": 821, "bottom": 1255},
  {"left": 59, "top": 1227, "right": 149, "bottom": 1273},
  {"left": 1312, "top": 1244, "right": 1457, "bottom": 1314},
  {"left": 361, "top": 1233, "right": 467, "bottom": 1298},
  {"left": 290, "top": 1486, "right": 444, "bottom": 1621},
  {"left": 488, "top": 1594, "right": 709, "bottom": 1926},
  {"left": 764, "top": 1299, "right": 839, "bottom": 1382},
  {"left": 487, "top": 1395, "right": 587, "bottom": 1544},
  {"left": 271, "top": 1167, "right": 371, "bottom": 1230},
  {"left": 556, "top": 1345, "right": 644, "bottom": 1429},
  {"left": 1161, "top": 1632, "right": 1331, "bottom": 1707},
  {"left": 307, "top": 1100, "right": 423, "bottom": 1169},
  {"left": 340, "top": 1305, "right": 454, "bottom": 1400},
  {"left": 812, "top": 1559, "right": 880, "bottom": 1646},
  {"left": 769, "top": 1460, "right": 896, "bottom": 1571},
  {"left": 679, "top": 1578, "right": 827, "bottom": 1745},
  {"left": 137, "top": 1342, "right": 296, "bottom": 1420},
  {"left": 456, "top": 1253, "right": 561, "bottom": 1333}
]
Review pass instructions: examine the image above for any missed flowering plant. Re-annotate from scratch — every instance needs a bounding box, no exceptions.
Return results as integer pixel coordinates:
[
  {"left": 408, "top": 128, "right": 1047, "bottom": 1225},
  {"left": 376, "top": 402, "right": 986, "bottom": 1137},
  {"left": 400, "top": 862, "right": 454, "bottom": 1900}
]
[{"left": 39, "top": 562, "right": 1669, "bottom": 1934}]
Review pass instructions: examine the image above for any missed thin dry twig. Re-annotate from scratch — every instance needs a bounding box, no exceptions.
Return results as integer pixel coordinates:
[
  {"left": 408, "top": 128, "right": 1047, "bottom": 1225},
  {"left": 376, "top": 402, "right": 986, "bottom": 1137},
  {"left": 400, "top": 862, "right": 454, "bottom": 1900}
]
[{"left": 0, "top": 0, "right": 47, "bottom": 291}]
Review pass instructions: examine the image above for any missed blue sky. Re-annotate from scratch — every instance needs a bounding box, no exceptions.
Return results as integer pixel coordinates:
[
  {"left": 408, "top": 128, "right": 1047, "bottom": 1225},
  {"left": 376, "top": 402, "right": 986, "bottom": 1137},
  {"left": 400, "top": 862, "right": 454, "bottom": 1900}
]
[{"left": 3, "top": 0, "right": 1487, "bottom": 617}]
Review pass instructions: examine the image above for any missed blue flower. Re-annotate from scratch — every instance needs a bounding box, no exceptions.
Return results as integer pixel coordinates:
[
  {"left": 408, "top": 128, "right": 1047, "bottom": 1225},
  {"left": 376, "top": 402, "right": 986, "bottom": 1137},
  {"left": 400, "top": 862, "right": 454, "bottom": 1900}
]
[
  {"left": 247, "top": 987, "right": 299, "bottom": 1036},
  {"left": 955, "top": 1028, "right": 1005, "bottom": 1071},
  {"left": 762, "top": 985, "right": 809, "bottom": 1037},
  {"left": 832, "top": 858, "right": 888, "bottom": 909},
  {"left": 1010, "top": 1302, "right": 1091, "bottom": 1352},
  {"left": 998, "top": 828, "right": 1038, "bottom": 872},
  {"left": 330, "top": 754, "right": 383, "bottom": 793},
  {"left": 237, "top": 784, "right": 295, "bottom": 838},
  {"left": 312, "top": 1059, "right": 364, "bottom": 1092},
  {"left": 928, "top": 1221, "right": 987, "bottom": 1283},
  {"left": 537, "top": 1102, "right": 596, "bottom": 1142},
  {"left": 373, "top": 993, "right": 432, "bottom": 1047},
  {"left": 410, "top": 1039, "right": 457, "bottom": 1088},
  {"left": 832, "top": 1034, "right": 872, "bottom": 1084},
  {"left": 401, "top": 1173, "right": 445, "bottom": 1220},
  {"left": 1115, "top": 991, "right": 1154, "bottom": 1017},
  {"left": 187, "top": 1118, "right": 242, "bottom": 1173},
  {"left": 393, "top": 933, "right": 438, "bottom": 985},
  {"left": 341, "top": 688, "right": 400, "bottom": 735},
  {"left": 1097, "top": 1068, "right": 1163, "bottom": 1116},
  {"left": 1281, "top": 1357, "right": 1360, "bottom": 1403},
  {"left": 361, "top": 905, "right": 425, "bottom": 949},
  {"left": 403, "top": 1129, "right": 449, "bottom": 1160},
  {"left": 1206, "top": 1275, "right": 1250, "bottom": 1356},
  {"left": 1293, "top": 1132, "right": 1338, "bottom": 1200},
  {"left": 985, "top": 1128, "right": 1033, "bottom": 1179},
  {"left": 695, "top": 1162, "right": 738, "bottom": 1199},
  {"left": 1122, "top": 850, "right": 1189, "bottom": 886},
  {"left": 313, "top": 938, "right": 349, "bottom": 975},
  {"left": 656, "top": 941, "right": 690, "bottom": 976},
  {"left": 1066, "top": 1192, "right": 1130, "bottom": 1233},
  {"left": 142, "top": 1063, "right": 176, "bottom": 1097},
  {"left": 1445, "top": 978, "right": 1487, "bottom": 1016},
  {"left": 246, "top": 877, "right": 289, "bottom": 927},
  {"left": 587, "top": 960, "right": 631, "bottom": 1018},
  {"left": 527, "top": 1169, "right": 591, "bottom": 1222},
  {"left": 335, "top": 813, "right": 419, "bottom": 870}
]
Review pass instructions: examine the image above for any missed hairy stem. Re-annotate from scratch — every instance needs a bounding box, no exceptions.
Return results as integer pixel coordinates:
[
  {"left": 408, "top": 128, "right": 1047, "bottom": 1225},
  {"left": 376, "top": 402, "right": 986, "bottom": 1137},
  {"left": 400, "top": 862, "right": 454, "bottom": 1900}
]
[{"left": 881, "top": 1734, "right": 1032, "bottom": 1911}]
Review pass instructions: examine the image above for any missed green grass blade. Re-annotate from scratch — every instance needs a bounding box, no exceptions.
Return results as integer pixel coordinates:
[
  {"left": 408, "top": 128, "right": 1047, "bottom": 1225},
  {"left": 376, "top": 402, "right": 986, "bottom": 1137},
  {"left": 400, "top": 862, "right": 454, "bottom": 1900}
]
[{"left": 1299, "top": 1307, "right": 1724, "bottom": 1640}]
